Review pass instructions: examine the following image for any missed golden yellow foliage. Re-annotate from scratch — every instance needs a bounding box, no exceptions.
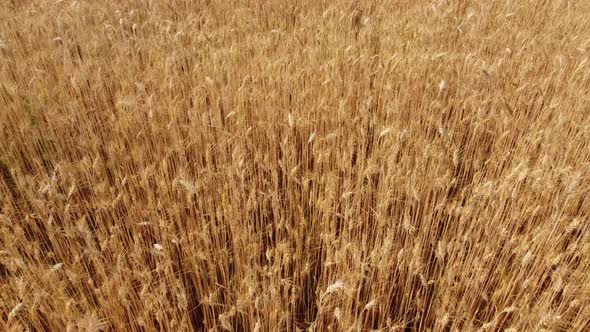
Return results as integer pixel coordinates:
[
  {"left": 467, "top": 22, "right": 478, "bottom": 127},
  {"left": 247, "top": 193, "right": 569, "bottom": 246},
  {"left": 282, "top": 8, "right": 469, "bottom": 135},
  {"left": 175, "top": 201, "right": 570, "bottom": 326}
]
[{"left": 1, "top": 0, "right": 590, "bottom": 330}]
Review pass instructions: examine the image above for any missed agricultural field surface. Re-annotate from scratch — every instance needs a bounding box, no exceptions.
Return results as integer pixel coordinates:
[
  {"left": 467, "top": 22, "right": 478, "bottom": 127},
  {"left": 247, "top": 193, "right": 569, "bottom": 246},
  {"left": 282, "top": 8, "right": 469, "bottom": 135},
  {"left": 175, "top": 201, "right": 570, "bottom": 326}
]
[{"left": 1, "top": 0, "right": 590, "bottom": 331}]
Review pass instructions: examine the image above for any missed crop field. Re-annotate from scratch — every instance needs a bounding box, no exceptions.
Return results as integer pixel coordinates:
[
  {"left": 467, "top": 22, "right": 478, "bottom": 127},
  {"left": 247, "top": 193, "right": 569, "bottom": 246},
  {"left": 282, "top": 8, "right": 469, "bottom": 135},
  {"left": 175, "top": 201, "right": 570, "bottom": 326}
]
[{"left": 1, "top": 0, "right": 590, "bottom": 331}]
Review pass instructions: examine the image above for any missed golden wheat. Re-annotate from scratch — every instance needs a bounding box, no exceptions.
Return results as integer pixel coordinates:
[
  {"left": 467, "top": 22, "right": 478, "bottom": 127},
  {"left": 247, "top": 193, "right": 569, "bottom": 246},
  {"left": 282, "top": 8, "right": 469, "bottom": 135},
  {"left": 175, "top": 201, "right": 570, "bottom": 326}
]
[{"left": 1, "top": 0, "right": 590, "bottom": 331}]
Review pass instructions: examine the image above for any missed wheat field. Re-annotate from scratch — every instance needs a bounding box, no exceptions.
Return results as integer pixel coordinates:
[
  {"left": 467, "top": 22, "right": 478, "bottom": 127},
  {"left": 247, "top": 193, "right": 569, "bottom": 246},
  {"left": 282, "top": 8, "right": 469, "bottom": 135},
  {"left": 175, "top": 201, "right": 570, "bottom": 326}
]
[{"left": 1, "top": 0, "right": 590, "bottom": 331}]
